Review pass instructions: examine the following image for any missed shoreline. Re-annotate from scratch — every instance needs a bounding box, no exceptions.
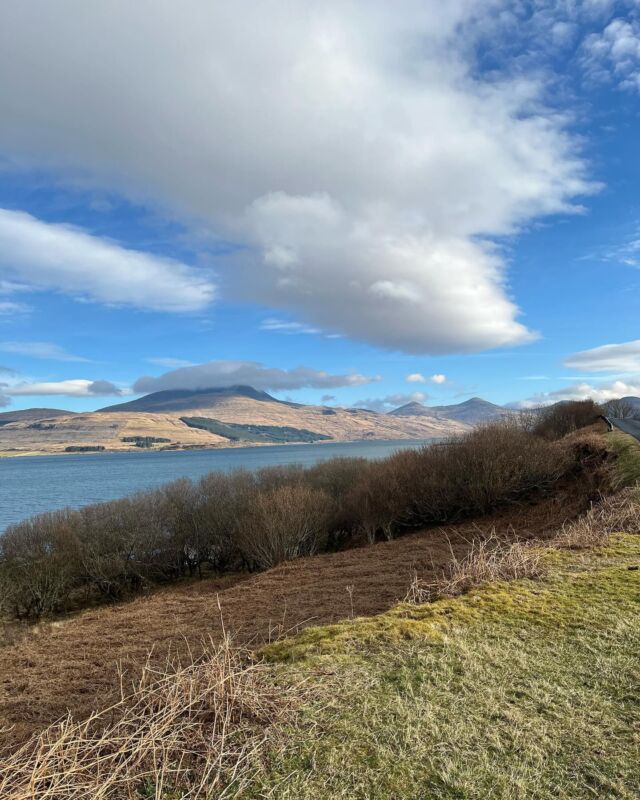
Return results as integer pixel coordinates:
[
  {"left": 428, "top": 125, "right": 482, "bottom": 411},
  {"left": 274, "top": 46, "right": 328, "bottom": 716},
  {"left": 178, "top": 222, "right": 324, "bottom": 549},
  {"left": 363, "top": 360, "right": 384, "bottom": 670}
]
[{"left": 0, "top": 435, "right": 440, "bottom": 460}]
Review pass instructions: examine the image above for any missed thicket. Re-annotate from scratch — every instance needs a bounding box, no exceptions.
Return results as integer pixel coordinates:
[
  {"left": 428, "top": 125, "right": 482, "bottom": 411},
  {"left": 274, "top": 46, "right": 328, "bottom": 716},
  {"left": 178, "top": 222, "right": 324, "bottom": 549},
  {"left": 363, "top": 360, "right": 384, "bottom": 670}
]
[
  {"left": 532, "top": 399, "right": 603, "bottom": 440},
  {"left": 0, "top": 419, "right": 603, "bottom": 618}
]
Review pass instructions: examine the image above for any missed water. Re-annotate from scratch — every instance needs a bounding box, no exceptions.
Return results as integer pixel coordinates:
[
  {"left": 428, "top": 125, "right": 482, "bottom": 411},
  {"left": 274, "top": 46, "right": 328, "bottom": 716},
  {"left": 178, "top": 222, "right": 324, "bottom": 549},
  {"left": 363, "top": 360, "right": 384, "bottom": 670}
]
[{"left": 0, "top": 439, "right": 434, "bottom": 531}]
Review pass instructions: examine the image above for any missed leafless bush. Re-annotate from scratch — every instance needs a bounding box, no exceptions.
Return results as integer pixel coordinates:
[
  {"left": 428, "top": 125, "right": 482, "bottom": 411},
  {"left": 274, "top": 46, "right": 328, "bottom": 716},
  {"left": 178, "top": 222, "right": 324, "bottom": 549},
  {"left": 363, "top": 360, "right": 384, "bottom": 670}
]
[
  {"left": 236, "top": 484, "right": 334, "bottom": 569},
  {"left": 0, "top": 637, "right": 288, "bottom": 799},
  {"left": 0, "top": 510, "right": 82, "bottom": 617},
  {"left": 346, "top": 420, "right": 572, "bottom": 542},
  {"left": 405, "top": 533, "right": 546, "bottom": 604},
  {"left": 533, "top": 399, "right": 603, "bottom": 440}
]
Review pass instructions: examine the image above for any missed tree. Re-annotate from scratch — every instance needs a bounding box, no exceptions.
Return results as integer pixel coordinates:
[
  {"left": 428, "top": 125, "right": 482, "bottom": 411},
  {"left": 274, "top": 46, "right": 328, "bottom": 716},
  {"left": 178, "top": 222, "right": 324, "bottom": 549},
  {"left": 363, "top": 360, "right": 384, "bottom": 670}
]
[{"left": 604, "top": 398, "right": 639, "bottom": 420}]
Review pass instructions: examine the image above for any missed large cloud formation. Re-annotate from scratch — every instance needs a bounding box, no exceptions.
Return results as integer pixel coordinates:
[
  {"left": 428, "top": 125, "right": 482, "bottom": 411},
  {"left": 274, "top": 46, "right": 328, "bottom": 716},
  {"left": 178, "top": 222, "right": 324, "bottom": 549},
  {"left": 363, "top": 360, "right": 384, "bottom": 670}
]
[
  {"left": 0, "top": 1, "right": 597, "bottom": 352},
  {"left": 133, "top": 361, "right": 380, "bottom": 394}
]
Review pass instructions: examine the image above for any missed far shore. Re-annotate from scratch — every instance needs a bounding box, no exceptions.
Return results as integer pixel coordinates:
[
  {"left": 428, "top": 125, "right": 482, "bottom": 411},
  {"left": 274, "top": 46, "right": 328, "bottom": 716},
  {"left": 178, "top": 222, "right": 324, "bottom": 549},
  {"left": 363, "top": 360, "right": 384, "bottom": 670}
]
[{"left": 0, "top": 435, "right": 438, "bottom": 460}]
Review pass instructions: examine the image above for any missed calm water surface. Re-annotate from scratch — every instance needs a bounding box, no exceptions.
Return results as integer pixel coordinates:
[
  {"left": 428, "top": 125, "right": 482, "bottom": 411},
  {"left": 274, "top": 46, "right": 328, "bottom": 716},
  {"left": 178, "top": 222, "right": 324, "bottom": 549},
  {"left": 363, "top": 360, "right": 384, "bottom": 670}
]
[{"left": 0, "top": 439, "right": 434, "bottom": 531}]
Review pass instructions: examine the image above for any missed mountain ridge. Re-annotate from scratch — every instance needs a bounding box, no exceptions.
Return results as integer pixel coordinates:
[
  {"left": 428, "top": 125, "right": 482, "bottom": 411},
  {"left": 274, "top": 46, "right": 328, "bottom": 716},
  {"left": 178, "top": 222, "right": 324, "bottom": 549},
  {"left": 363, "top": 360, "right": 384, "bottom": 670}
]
[{"left": 389, "top": 396, "right": 511, "bottom": 425}]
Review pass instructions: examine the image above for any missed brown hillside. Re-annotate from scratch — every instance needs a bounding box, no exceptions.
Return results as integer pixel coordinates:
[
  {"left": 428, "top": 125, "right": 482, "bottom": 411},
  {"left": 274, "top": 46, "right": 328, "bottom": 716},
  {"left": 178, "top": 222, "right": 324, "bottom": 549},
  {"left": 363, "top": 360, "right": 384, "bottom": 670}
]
[{"left": 0, "top": 396, "right": 467, "bottom": 456}]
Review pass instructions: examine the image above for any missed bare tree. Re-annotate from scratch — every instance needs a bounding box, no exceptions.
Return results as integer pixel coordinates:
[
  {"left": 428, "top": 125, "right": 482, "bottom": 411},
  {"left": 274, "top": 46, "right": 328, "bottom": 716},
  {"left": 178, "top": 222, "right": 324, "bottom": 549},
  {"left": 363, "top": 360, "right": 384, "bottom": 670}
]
[{"left": 604, "top": 398, "right": 638, "bottom": 420}]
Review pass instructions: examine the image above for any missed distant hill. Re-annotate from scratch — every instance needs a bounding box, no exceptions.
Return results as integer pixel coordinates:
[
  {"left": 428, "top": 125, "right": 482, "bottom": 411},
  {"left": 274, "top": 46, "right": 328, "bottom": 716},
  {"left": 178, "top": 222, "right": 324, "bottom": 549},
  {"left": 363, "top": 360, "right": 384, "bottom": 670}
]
[
  {"left": 0, "top": 408, "right": 75, "bottom": 426},
  {"left": 1, "top": 386, "right": 468, "bottom": 456},
  {"left": 389, "top": 397, "right": 511, "bottom": 426},
  {"left": 98, "top": 385, "right": 298, "bottom": 413}
]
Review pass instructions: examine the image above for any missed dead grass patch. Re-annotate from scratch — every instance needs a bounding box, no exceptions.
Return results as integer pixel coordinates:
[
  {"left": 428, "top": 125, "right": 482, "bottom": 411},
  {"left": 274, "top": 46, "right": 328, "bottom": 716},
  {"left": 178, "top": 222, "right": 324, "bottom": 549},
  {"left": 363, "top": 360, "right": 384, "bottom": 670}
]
[
  {"left": 405, "top": 532, "right": 546, "bottom": 604},
  {"left": 0, "top": 636, "right": 289, "bottom": 800},
  {"left": 553, "top": 487, "right": 640, "bottom": 550}
]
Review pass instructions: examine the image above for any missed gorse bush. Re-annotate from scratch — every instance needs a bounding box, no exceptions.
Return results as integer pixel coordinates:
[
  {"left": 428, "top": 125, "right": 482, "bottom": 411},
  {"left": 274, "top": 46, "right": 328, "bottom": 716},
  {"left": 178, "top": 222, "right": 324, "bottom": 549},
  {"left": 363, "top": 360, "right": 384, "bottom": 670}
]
[{"left": 0, "top": 420, "right": 602, "bottom": 618}]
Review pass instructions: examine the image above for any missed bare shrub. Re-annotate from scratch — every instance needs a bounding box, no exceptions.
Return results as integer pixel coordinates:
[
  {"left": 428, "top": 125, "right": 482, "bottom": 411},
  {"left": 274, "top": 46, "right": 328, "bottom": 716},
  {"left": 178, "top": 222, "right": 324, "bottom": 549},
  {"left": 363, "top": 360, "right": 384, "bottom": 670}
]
[
  {"left": 405, "top": 533, "right": 546, "bottom": 604},
  {"left": 0, "top": 637, "right": 287, "bottom": 799},
  {"left": 533, "top": 399, "right": 603, "bottom": 440},
  {"left": 346, "top": 420, "right": 571, "bottom": 542},
  {"left": 236, "top": 484, "right": 334, "bottom": 569},
  {"left": 0, "top": 510, "right": 82, "bottom": 617}
]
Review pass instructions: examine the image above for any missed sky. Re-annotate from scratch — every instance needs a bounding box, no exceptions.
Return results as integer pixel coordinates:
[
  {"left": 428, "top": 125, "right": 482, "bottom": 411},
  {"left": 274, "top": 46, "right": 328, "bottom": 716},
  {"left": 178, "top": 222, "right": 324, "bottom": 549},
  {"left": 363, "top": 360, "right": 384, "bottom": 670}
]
[{"left": 1, "top": 0, "right": 640, "bottom": 414}]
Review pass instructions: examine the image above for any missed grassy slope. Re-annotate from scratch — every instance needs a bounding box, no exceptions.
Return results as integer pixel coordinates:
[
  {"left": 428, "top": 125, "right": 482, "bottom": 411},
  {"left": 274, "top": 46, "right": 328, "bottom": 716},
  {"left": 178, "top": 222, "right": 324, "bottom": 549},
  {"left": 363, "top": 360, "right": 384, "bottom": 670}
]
[
  {"left": 245, "top": 427, "right": 640, "bottom": 800},
  {"left": 251, "top": 535, "right": 640, "bottom": 800}
]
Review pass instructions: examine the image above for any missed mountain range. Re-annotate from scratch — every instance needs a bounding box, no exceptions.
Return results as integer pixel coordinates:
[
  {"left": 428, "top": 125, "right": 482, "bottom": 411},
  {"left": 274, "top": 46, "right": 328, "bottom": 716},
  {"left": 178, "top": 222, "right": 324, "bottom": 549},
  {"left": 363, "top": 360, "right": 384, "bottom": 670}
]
[
  {"left": 4, "top": 388, "right": 636, "bottom": 457},
  {"left": 388, "top": 397, "right": 511, "bottom": 426},
  {"left": 0, "top": 386, "right": 469, "bottom": 456}
]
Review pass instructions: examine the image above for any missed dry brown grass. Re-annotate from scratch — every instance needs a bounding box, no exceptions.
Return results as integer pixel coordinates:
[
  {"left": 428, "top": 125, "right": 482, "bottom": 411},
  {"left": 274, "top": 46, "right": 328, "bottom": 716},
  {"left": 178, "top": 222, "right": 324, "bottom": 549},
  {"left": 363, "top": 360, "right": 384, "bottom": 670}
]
[
  {"left": 553, "top": 487, "right": 640, "bottom": 550},
  {"left": 0, "top": 636, "right": 287, "bottom": 800},
  {"left": 405, "top": 531, "right": 546, "bottom": 604}
]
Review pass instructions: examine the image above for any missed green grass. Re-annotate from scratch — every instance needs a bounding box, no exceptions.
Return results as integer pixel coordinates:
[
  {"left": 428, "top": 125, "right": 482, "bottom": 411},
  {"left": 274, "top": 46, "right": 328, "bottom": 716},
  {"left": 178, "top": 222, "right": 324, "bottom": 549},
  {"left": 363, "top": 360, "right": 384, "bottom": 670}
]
[
  {"left": 609, "top": 431, "right": 640, "bottom": 488},
  {"left": 245, "top": 534, "right": 640, "bottom": 799}
]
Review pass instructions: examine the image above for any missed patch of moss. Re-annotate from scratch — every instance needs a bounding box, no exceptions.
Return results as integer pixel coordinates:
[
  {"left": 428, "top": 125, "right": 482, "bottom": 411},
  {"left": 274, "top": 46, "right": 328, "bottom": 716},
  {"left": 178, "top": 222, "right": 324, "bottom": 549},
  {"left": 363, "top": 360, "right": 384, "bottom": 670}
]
[{"left": 262, "top": 534, "right": 640, "bottom": 663}]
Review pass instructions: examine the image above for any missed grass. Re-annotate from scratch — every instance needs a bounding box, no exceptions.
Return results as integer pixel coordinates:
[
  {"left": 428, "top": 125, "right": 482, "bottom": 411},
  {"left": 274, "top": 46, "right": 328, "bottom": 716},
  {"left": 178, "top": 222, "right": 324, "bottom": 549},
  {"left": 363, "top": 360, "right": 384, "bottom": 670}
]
[
  {"left": 608, "top": 430, "right": 640, "bottom": 487},
  {"left": 251, "top": 531, "right": 640, "bottom": 799}
]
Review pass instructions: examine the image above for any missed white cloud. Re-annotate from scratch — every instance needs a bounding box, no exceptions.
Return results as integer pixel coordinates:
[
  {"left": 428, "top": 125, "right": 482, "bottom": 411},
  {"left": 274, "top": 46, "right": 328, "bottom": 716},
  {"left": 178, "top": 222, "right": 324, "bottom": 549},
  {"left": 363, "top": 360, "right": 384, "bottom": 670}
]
[
  {"left": 582, "top": 16, "right": 640, "bottom": 92},
  {"left": 133, "top": 360, "right": 381, "bottom": 394},
  {"left": 0, "top": 394, "right": 10, "bottom": 408},
  {"left": 406, "top": 372, "right": 447, "bottom": 384},
  {"left": 355, "top": 392, "right": 427, "bottom": 413},
  {"left": 2, "top": 379, "right": 124, "bottom": 397},
  {"left": 0, "top": 209, "right": 215, "bottom": 313},
  {"left": 0, "top": 301, "right": 31, "bottom": 316},
  {"left": 0, "top": 341, "right": 88, "bottom": 361},
  {"left": 146, "top": 357, "right": 196, "bottom": 369},
  {"left": 516, "top": 378, "right": 640, "bottom": 408},
  {"left": 0, "top": 2, "right": 596, "bottom": 353},
  {"left": 260, "top": 318, "right": 321, "bottom": 335},
  {"left": 565, "top": 339, "right": 640, "bottom": 373}
]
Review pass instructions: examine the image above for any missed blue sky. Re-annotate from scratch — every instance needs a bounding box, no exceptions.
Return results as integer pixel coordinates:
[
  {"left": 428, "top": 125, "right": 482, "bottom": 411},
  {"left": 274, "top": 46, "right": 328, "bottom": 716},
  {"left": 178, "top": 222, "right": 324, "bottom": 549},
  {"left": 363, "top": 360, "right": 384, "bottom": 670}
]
[{"left": 1, "top": 1, "right": 640, "bottom": 413}]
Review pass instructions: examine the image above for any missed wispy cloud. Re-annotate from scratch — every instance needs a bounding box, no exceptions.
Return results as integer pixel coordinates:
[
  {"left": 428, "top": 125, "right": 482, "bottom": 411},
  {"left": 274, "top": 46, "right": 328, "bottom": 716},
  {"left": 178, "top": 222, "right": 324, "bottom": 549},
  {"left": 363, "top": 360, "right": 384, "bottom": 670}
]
[
  {"left": 0, "top": 341, "right": 89, "bottom": 362},
  {"left": 565, "top": 339, "right": 640, "bottom": 373},
  {"left": 260, "top": 318, "right": 321, "bottom": 335},
  {"left": 0, "top": 300, "right": 31, "bottom": 316},
  {"left": 146, "top": 357, "right": 196, "bottom": 369}
]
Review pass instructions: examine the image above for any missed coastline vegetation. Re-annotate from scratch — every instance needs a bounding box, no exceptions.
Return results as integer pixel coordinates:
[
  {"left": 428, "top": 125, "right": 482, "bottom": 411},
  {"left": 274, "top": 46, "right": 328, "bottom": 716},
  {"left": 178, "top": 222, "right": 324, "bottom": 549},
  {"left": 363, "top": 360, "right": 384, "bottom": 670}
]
[{"left": 0, "top": 401, "right": 612, "bottom": 619}]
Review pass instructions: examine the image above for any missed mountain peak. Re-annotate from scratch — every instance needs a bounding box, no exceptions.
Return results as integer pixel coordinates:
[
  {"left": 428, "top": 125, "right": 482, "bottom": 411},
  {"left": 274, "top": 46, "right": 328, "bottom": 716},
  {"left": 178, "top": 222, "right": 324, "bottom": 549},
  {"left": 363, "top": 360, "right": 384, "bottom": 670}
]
[{"left": 98, "top": 385, "right": 293, "bottom": 413}]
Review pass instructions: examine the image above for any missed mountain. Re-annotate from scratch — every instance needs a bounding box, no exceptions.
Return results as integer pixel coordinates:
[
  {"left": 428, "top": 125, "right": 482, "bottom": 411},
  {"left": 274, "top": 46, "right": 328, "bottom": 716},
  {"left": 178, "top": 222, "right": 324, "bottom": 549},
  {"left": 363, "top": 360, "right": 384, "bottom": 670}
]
[
  {"left": 389, "top": 397, "right": 511, "bottom": 426},
  {"left": 0, "top": 386, "right": 469, "bottom": 456},
  {"left": 0, "top": 408, "right": 75, "bottom": 426},
  {"left": 98, "top": 385, "right": 298, "bottom": 413}
]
